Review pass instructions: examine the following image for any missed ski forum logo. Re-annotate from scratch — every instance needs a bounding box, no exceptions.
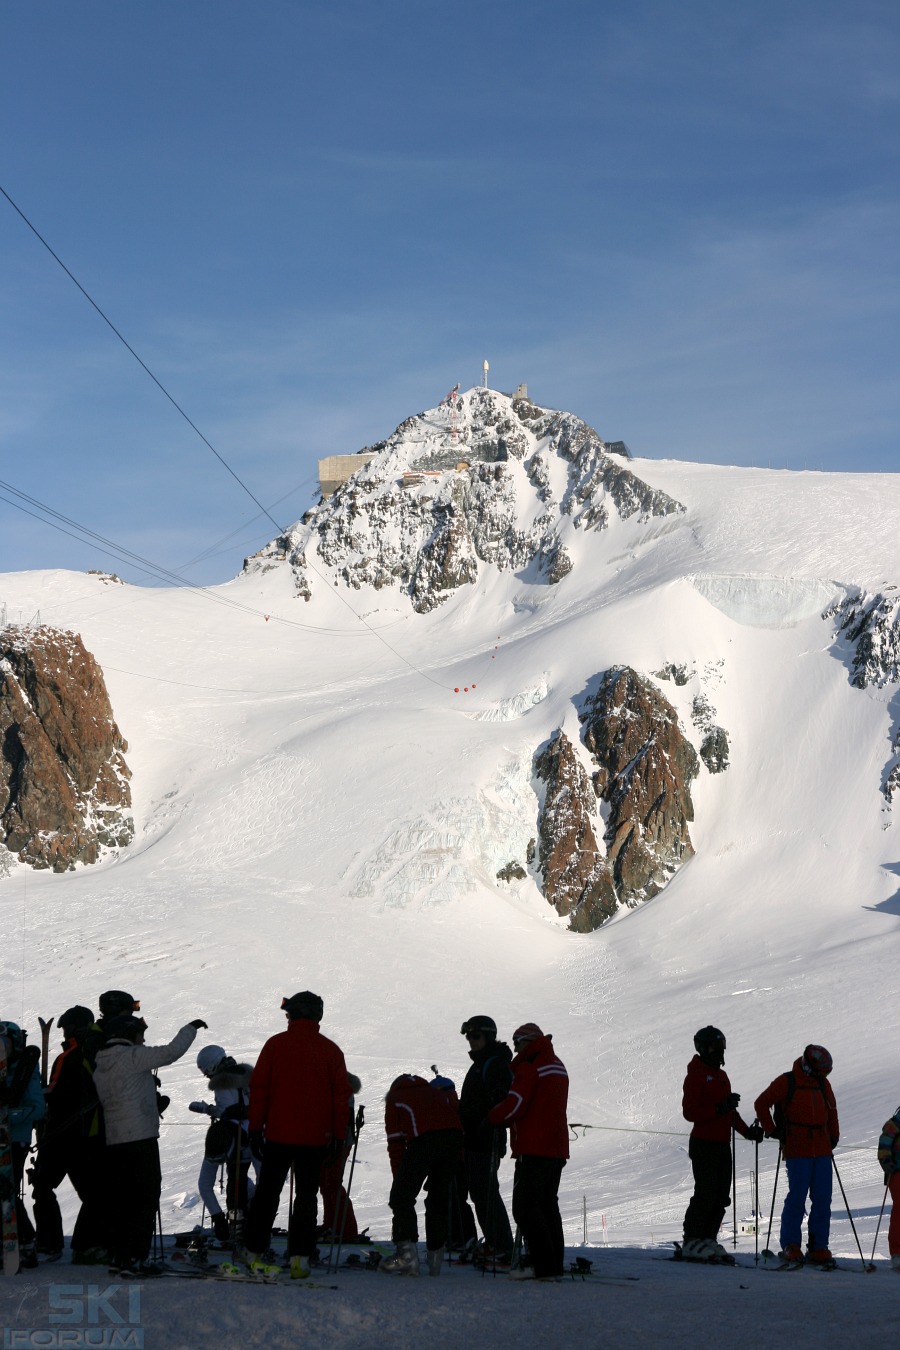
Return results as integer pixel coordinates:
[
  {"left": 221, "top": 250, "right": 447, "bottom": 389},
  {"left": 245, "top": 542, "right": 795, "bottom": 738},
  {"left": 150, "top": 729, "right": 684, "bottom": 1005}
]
[{"left": 3, "top": 1284, "right": 143, "bottom": 1348}]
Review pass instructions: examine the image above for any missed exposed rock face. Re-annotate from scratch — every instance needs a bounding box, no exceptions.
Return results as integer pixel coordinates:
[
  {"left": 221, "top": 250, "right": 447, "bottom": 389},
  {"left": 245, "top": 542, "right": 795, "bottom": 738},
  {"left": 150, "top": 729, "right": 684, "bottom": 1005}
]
[
  {"left": 582, "top": 668, "right": 698, "bottom": 910},
  {"left": 699, "top": 726, "right": 730, "bottom": 774},
  {"left": 533, "top": 730, "right": 617, "bottom": 933},
  {"left": 691, "top": 691, "right": 730, "bottom": 775},
  {"left": 532, "top": 669, "right": 699, "bottom": 931},
  {"left": 827, "top": 589, "right": 900, "bottom": 815},
  {"left": 581, "top": 669, "right": 698, "bottom": 905},
  {"left": 828, "top": 589, "right": 900, "bottom": 688},
  {"left": 0, "top": 627, "right": 133, "bottom": 871},
  {"left": 245, "top": 387, "right": 684, "bottom": 613}
]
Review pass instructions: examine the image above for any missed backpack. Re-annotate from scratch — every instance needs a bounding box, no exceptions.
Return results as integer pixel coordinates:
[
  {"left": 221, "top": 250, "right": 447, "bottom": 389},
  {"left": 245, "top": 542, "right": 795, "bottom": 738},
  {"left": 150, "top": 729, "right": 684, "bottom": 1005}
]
[{"left": 772, "top": 1071, "right": 830, "bottom": 1139}]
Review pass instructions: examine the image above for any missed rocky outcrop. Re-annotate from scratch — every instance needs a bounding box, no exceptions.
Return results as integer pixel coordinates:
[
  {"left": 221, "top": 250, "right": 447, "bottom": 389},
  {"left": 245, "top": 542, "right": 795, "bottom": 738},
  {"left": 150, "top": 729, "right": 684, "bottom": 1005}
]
[
  {"left": 0, "top": 627, "right": 133, "bottom": 871},
  {"left": 828, "top": 589, "right": 900, "bottom": 688},
  {"left": 531, "top": 669, "right": 699, "bottom": 931},
  {"left": 244, "top": 387, "right": 685, "bottom": 613},
  {"left": 533, "top": 730, "right": 617, "bottom": 932},
  {"left": 826, "top": 589, "right": 900, "bottom": 816},
  {"left": 691, "top": 691, "right": 730, "bottom": 775},
  {"left": 581, "top": 667, "right": 698, "bottom": 909}
]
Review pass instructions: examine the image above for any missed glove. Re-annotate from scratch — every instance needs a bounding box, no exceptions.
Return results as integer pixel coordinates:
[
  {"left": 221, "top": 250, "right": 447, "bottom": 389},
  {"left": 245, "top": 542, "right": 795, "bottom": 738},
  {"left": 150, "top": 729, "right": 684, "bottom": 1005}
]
[
  {"left": 766, "top": 1127, "right": 785, "bottom": 1144},
  {"left": 190, "top": 1019, "right": 208, "bottom": 1030},
  {"left": 156, "top": 1093, "right": 170, "bottom": 1117},
  {"left": 716, "top": 1092, "right": 741, "bottom": 1115},
  {"left": 249, "top": 1130, "right": 265, "bottom": 1159},
  {"left": 188, "top": 1101, "right": 212, "bottom": 1114},
  {"left": 323, "top": 1137, "right": 344, "bottom": 1166},
  {"left": 746, "top": 1123, "right": 765, "bottom": 1143}
]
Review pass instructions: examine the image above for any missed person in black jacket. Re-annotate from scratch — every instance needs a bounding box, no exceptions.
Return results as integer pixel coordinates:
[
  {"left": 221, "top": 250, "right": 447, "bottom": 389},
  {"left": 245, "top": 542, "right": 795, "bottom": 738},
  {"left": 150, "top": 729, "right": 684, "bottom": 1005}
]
[
  {"left": 32, "top": 1006, "right": 108, "bottom": 1262},
  {"left": 459, "top": 1014, "right": 514, "bottom": 1262}
]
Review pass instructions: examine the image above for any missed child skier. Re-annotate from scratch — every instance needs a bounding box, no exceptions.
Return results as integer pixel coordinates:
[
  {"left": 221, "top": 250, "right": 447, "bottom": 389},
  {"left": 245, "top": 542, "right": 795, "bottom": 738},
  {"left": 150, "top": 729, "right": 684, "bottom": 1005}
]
[{"left": 189, "top": 1044, "right": 257, "bottom": 1243}]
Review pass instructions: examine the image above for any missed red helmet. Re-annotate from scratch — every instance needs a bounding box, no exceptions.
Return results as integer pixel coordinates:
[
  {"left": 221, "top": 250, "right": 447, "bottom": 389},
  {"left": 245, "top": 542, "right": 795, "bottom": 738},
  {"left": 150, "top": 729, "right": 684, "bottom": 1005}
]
[
  {"left": 802, "top": 1044, "right": 833, "bottom": 1077},
  {"left": 512, "top": 1023, "right": 543, "bottom": 1048}
]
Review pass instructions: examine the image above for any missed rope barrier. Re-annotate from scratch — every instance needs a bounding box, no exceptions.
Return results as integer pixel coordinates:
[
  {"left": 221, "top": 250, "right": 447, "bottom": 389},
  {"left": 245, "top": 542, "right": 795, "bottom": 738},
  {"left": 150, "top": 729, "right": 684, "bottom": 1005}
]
[{"left": 568, "top": 1122, "right": 876, "bottom": 1151}]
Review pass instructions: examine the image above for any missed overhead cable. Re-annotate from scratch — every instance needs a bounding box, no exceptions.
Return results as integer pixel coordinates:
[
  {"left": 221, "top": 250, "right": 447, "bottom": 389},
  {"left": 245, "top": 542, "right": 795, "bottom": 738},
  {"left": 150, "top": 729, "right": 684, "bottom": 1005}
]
[{"left": 0, "top": 182, "right": 284, "bottom": 534}]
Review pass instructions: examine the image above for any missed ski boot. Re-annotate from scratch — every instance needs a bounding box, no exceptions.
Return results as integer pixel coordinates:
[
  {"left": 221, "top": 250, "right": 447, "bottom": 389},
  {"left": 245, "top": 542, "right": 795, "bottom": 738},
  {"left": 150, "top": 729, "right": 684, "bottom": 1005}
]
[
  {"left": 380, "top": 1241, "right": 419, "bottom": 1276},
  {"left": 426, "top": 1246, "right": 444, "bottom": 1276}
]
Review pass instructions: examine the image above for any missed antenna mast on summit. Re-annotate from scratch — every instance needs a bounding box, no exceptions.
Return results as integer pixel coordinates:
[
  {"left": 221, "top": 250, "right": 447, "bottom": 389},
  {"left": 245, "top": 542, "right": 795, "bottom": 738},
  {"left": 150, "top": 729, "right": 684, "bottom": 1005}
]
[{"left": 483, "top": 359, "right": 489, "bottom": 389}]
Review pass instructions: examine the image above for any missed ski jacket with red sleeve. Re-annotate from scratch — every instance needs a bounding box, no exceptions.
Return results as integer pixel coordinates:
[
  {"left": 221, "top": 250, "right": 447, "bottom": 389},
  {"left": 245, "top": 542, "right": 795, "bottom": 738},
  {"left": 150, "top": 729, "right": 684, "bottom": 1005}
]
[
  {"left": 682, "top": 1055, "right": 753, "bottom": 1142},
  {"left": 487, "top": 1034, "right": 569, "bottom": 1160},
  {"left": 248, "top": 1019, "right": 350, "bottom": 1148},
  {"left": 754, "top": 1059, "right": 839, "bottom": 1159},
  {"left": 384, "top": 1075, "right": 463, "bottom": 1175}
]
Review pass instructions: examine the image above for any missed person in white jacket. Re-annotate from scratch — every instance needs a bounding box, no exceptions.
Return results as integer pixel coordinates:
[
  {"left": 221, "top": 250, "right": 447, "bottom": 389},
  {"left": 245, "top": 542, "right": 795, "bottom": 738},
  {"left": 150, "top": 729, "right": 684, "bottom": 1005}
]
[{"left": 93, "top": 1013, "right": 207, "bottom": 1276}]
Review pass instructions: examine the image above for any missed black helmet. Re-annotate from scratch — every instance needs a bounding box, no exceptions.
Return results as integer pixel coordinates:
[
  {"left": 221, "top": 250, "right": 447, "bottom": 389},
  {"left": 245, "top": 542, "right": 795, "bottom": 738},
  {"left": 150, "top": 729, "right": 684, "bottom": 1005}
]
[
  {"left": 281, "top": 991, "right": 324, "bottom": 1022},
  {"left": 694, "top": 1026, "right": 726, "bottom": 1064},
  {"left": 460, "top": 1015, "right": 497, "bottom": 1040},
  {"left": 104, "top": 1014, "right": 148, "bottom": 1043},
  {"left": 99, "top": 990, "right": 139, "bottom": 1018},
  {"left": 59, "top": 1006, "right": 94, "bottom": 1033}
]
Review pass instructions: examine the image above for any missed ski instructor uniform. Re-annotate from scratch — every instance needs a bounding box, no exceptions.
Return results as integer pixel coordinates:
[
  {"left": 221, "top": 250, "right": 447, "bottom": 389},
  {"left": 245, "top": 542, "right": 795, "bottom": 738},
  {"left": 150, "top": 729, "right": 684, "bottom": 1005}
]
[
  {"left": 244, "top": 991, "right": 349, "bottom": 1277},
  {"left": 488, "top": 1022, "right": 569, "bottom": 1281},
  {"left": 681, "top": 1025, "right": 763, "bottom": 1260}
]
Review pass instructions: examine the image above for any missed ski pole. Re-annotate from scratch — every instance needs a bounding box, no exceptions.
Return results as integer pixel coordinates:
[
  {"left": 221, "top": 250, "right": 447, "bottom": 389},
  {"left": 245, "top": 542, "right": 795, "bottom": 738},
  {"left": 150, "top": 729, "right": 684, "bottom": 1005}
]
[
  {"left": 831, "top": 1154, "right": 875, "bottom": 1272},
  {"left": 231, "top": 1120, "right": 243, "bottom": 1261},
  {"left": 869, "top": 1180, "right": 889, "bottom": 1266},
  {"left": 328, "top": 1103, "right": 365, "bottom": 1275},
  {"left": 754, "top": 1129, "right": 760, "bottom": 1265},
  {"left": 287, "top": 1165, "right": 294, "bottom": 1259},
  {"left": 762, "top": 1144, "right": 781, "bottom": 1260},
  {"left": 731, "top": 1122, "right": 737, "bottom": 1250}
]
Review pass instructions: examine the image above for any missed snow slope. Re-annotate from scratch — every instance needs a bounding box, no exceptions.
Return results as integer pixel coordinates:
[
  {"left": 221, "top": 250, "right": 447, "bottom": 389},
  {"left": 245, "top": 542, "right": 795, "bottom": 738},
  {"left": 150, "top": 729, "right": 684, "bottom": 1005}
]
[{"left": 1, "top": 424, "right": 900, "bottom": 1343}]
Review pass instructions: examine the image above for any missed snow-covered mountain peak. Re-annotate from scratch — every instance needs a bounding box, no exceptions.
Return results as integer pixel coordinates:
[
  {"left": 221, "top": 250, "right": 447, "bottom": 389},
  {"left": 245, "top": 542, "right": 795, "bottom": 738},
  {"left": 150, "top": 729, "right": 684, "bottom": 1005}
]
[{"left": 245, "top": 387, "right": 685, "bottom": 611}]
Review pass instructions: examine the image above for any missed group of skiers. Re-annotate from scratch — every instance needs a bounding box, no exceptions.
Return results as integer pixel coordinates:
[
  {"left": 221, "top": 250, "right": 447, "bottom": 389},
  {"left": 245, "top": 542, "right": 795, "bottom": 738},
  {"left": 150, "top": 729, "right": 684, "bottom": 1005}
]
[
  {"left": 4, "top": 1000, "right": 899, "bottom": 1281},
  {"left": 0, "top": 993, "right": 571, "bottom": 1281},
  {"left": 682, "top": 1025, "right": 900, "bottom": 1271}
]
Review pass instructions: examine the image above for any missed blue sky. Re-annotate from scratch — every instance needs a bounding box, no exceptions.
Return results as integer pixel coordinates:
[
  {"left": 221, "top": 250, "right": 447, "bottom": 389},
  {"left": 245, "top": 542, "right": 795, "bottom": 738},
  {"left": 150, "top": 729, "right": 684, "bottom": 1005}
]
[{"left": 2, "top": 1, "right": 898, "bottom": 585}]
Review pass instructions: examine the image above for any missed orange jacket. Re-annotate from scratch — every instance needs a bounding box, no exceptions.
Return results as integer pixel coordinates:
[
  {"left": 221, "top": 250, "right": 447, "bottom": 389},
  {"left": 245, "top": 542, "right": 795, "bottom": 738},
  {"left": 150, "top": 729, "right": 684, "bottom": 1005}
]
[
  {"left": 248, "top": 1020, "right": 349, "bottom": 1148},
  {"left": 754, "top": 1060, "right": 839, "bottom": 1159}
]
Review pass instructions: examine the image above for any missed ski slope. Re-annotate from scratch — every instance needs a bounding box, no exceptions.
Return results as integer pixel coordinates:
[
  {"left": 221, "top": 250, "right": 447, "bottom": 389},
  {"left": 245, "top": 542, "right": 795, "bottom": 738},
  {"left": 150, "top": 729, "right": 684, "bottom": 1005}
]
[{"left": 1, "top": 452, "right": 899, "bottom": 1345}]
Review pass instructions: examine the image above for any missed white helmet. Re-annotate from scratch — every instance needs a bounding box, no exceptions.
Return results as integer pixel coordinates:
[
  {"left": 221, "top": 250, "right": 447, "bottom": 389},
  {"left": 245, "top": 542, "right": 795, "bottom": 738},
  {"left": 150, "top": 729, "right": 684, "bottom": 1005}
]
[{"left": 196, "top": 1045, "right": 226, "bottom": 1076}]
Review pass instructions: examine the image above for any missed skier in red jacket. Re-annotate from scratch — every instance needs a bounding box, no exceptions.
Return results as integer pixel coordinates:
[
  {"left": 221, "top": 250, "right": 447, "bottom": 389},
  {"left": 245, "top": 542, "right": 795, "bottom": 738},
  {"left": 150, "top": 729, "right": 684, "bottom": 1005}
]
[
  {"left": 380, "top": 1074, "right": 463, "bottom": 1276},
  {"left": 754, "top": 1044, "right": 839, "bottom": 1265},
  {"left": 243, "top": 992, "right": 350, "bottom": 1279},
  {"left": 488, "top": 1023, "right": 569, "bottom": 1281},
  {"left": 681, "top": 1026, "right": 763, "bottom": 1261}
]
